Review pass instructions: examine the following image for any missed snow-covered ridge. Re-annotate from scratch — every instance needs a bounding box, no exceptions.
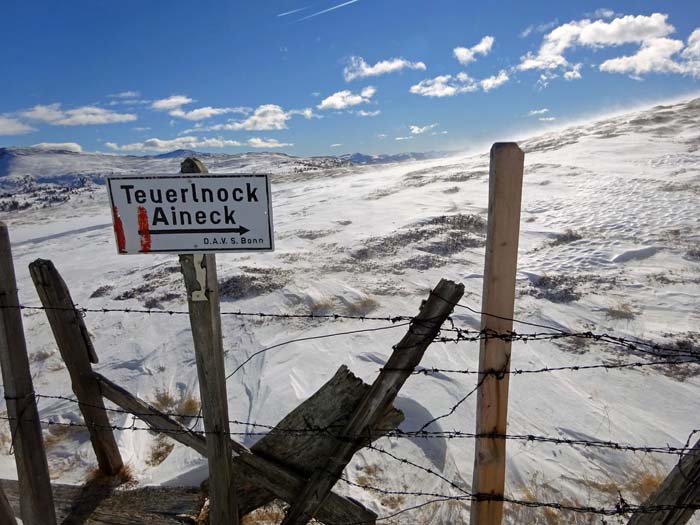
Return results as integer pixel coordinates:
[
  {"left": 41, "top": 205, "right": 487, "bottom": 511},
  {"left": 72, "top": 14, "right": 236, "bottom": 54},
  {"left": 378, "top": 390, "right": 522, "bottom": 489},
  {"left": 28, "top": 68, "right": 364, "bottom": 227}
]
[{"left": 1, "top": 98, "right": 699, "bottom": 524}]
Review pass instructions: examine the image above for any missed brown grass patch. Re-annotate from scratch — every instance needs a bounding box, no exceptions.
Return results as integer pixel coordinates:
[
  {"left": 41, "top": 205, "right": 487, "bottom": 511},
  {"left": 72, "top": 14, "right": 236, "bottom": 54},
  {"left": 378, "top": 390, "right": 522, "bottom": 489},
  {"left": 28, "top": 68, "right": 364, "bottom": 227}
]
[
  {"left": 147, "top": 436, "right": 175, "bottom": 466},
  {"left": 605, "top": 302, "right": 637, "bottom": 320}
]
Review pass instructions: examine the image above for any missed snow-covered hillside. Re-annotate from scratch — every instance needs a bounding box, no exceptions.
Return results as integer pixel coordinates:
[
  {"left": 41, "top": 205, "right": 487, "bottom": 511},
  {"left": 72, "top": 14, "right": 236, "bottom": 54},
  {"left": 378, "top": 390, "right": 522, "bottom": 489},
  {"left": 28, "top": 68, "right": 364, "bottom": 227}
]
[{"left": 1, "top": 98, "right": 699, "bottom": 524}]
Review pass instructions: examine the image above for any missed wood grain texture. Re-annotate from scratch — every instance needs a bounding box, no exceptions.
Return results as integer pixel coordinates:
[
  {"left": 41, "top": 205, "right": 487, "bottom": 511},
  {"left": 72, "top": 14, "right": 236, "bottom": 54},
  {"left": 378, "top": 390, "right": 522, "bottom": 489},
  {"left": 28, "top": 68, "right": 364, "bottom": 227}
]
[
  {"left": 29, "top": 258, "right": 124, "bottom": 476},
  {"left": 0, "top": 222, "right": 57, "bottom": 525},
  {"left": 0, "top": 478, "right": 201, "bottom": 524},
  {"left": 627, "top": 437, "right": 700, "bottom": 525},
  {"left": 471, "top": 143, "right": 524, "bottom": 525},
  {"left": 0, "top": 484, "right": 15, "bottom": 524},
  {"left": 95, "top": 365, "right": 393, "bottom": 524},
  {"left": 281, "top": 279, "right": 464, "bottom": 525},
  {"left": 178, "top": 157, "right": 239, "bottom": 525}
]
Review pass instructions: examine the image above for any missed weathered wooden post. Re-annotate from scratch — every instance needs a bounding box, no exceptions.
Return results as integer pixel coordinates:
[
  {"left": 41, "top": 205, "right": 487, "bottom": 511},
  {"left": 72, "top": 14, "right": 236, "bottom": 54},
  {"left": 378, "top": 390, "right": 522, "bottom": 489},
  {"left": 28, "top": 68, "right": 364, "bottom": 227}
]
[
  {"left": 0, "top": 222, "right": 57, "bottom": 525},
  {"left": 627, "top": 436, "right": 700, "bottom": 525},
  {"left": 471, "top": 143, "right": 524, "bottom": 525},
  {"left": 281, "top": 279, "right": 465, "bottom": 525},
  {"left": 29, "top": 259, "right": 124, "bottom": 475},
  {"left": 178, "top": 158, "right": 239, "bottom": 525},
  {"left": 0, "top": 484, "right": 16, "bottom": 524}
]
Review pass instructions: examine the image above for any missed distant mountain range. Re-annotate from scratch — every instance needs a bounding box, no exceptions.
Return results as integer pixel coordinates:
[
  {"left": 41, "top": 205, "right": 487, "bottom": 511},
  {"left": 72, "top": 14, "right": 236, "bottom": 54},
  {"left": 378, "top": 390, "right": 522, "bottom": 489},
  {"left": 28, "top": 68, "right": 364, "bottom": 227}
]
[{"left": 0, "top": 146, "right": 454, "bottom": 190}]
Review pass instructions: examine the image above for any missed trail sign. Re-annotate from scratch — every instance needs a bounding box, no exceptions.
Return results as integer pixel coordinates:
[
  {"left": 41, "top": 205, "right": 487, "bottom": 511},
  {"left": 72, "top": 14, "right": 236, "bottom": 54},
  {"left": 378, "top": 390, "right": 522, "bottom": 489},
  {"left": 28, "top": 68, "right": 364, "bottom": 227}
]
[{"left": 106, "top": 174, "right": 274, "bottom": 254}]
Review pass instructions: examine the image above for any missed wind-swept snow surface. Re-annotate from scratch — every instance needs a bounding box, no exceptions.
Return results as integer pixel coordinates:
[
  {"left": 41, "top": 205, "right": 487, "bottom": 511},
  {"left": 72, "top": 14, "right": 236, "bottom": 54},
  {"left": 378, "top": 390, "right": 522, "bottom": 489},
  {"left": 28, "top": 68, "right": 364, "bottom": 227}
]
[{"left": 1, "top": 99, "right": 699, "bottom": 524}]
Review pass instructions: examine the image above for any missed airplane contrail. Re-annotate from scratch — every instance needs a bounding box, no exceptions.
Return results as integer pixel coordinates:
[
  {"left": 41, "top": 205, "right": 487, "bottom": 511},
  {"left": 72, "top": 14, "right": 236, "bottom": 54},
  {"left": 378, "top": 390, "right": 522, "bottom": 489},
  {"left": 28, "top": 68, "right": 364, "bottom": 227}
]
[
  {"left": 295, "top": 0, "right": 360, "bottom": 22},
  {"left": 277, "top": 6, "right": 310, "bottom": 17}
]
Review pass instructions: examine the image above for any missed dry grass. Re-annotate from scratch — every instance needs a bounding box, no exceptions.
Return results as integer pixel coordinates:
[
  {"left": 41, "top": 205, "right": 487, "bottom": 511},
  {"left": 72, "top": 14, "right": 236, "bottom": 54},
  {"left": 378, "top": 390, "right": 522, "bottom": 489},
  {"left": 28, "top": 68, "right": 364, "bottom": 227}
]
[
  {"left": 176, "top": 394, "right": 201, "bottom": 422},
  {"left": 308, "top": 297, "right": 336, "bottom": 315},
  {"left": 151, "top": 389, "right": 177, "bottom": 412},
  {"left": 147, "top": 435, "right": 175, "bottom": 466},
  {"left": 347, "top": 296, "right": 379, "bottom": 316},
  {"left": 86, "top": 463, "right": 137, "bottom": 489},
  {"left": 43, "top": 423, "right": 86, "bottom": 450},
  {"left": 242, "top": 500, "right": 287, "bottom": 524},
  {"left": 30, "top": 349, "right": 55, "bottom": 363},
  {"left": 380, "top": 494, "right": 405, "bottom": 510},
  {"left": 605, "top": 302, "right": 637, "bottom": 320},
  {"left": 356, "top": 462, "right": 383, "bottom": 485},
  {"left": 508, "top": 467, "right": 665, "bottom": 524},
  {"left": 548, "top": 229, "right": 583, "bottom": 247},
  {"left": 150, "top": 388, "right": 200, "bottom": 421}
]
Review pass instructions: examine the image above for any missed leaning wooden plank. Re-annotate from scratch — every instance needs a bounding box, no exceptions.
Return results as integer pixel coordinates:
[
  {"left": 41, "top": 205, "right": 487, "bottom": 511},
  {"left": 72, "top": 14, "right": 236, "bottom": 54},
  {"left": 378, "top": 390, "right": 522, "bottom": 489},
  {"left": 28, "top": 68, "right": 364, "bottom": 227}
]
[
  {"left": 252, "top": 364, "right": 404, "bottom": 475},
  {"left": 0, "top": 479, "right": 201, "bottom": 525},
  {"left": 281, "top": 278, "right": 465, "bottom": 525},
  {"left": 627, "top": 436, "right": 700, "bottom": 525},
  {"left": 94, "top": 367, "right": 392, "bottom": 524},
  {"left": 29, "top": 258, "right": 124, "bottom": 475}
]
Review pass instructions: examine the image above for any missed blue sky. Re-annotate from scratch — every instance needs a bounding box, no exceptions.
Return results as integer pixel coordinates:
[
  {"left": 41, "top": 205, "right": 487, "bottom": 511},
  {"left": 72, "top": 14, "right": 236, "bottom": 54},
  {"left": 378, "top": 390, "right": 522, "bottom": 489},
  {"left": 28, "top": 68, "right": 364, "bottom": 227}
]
[{"left": 1, "top": 1, "right": 699, "bottom": 156}]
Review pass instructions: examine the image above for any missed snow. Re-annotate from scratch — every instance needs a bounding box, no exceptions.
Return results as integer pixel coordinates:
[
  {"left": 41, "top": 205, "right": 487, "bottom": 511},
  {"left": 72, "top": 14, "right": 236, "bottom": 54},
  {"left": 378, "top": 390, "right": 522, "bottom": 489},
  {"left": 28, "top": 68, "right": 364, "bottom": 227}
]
[{"left": 1, "top": 98, "right": 700, "bottom": 523}]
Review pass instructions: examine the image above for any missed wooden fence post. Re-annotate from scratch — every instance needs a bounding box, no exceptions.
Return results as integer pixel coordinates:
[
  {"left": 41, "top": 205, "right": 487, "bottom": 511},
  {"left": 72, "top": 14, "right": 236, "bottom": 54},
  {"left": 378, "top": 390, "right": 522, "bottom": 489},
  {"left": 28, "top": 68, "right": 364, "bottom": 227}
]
[
  {"left": 280, "top": 279, "right": 465, "bottom": 525},
  {"left": 0, "top": 222, "right": 57, "bottom": 525},
  {"left": 471, "top": 143, "right": 524, "bottom": 525},
  {"left": 28, "top": 259, "right": 124, "bottom": 475},
  {"left": 0, "top": 484, "right": 15, "bottom": 524},
  {"left": 627, "top": 436, "right": 700, "bottom": 525},
  {"left": 178, "top": 157, "right": 239, "bottom": 525}
]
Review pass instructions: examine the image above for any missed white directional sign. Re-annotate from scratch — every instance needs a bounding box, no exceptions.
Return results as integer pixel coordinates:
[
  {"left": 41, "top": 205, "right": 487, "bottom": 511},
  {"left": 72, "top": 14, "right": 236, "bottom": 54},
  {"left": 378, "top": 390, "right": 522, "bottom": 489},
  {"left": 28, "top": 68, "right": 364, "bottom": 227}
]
[{"left": 106, "top": 174, "right": 274, "bottom": 254}]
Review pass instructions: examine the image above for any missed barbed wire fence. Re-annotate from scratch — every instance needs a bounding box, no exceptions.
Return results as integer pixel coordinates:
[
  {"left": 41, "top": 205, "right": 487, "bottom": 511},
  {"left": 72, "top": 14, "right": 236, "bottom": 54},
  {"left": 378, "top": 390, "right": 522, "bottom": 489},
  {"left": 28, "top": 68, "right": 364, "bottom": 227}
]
[{"left": 1, "top": 296, "right": 699, "bottom": 523}]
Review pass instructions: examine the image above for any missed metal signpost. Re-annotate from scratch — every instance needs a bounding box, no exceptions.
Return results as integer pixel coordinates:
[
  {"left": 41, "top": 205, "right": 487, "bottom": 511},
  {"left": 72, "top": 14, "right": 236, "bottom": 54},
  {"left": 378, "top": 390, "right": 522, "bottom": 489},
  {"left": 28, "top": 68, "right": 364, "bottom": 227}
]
[{"left": 106, "top": 164, "right": 274, "bottom": 525}]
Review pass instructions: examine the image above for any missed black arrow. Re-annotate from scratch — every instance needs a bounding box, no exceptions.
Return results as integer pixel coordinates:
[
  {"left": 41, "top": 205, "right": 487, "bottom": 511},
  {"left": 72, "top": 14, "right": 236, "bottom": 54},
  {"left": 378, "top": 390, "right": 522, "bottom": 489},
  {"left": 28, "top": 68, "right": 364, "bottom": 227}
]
[{"left": 141, "top": 226, "right": 251, "bottom": 235}]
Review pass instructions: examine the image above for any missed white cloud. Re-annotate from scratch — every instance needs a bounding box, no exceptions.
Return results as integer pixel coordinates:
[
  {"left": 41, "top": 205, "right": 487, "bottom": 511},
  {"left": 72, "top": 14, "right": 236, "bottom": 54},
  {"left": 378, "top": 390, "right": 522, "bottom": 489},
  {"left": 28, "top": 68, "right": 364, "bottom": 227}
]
[
  {"left": 409, "top": 73, "right": 477, "bottom": 97},
  {"left": 537, "top": 71, "right": 558, "bottom": 88},
  {"left": 151, "top": 95, "right": 194, "bottom": 110},
  {"left": 528, "top": 108, "right": 550, "bottom": 116},
  {"left": 592, "top": 8, "right": 615, "bottom": 19},
  {"left": 0, "top": 116, "right": 35, "bottom": 135},
  {"left": 682, "top": 28, "right": 700, "bottom": 76},
  {"left": 109, "top": 91, "right": 140, "bottom": 99},
  {"left": 356, "top": 109, "right": 380, "bottom": 117},
  {"left": 409, "top": 123, "right": 438, "bottom": 135},
  {"left": 431, "top": 130, "right": 448, "bottom": 135},
  {"left": 289, "top": 107, "right": 320, "bottom": 119},
  {"left": 564, "top": 63, "right": 583, "bottom": 80},
  {"left": 247, "top": 137, "right": 292, "bottom": 148},
  {"left": 330, "top": 143, "right": 343, "bottom": 148},
  {"left": 31, "top": 142, "right": 82, "bottom": 152},
  {"left": 599, "top": 37, "right": 684, "bottom": 75},
  {"left": 683, "top": 29, "right": 700, "bottom": 60},
  {"left": 169, "top": 106, "right": 251, "bottom": 121},
  {"left": 343, "top": 56, "right": 426, "bottom": 81},
  {"left": 227, "top": 104, "right": 296, "bottom": 130},
  {"left": 410, "top": 71, "right": 504, "bottom": 97},
  {"left": 376, "top": 133, "right": 387, "bottom": 139},
  {"left": 539, "top": 117, "right": 557, "bottom": 122},
  {"left": 317, "top": 87, "right": 376, "bottom": 109},
  {"left": 21, "top": 103, "right": 137, "bottom": 126},
  {"left": 480, "top": 69, "right": 509, "bottom": 91},
  {"left": 518, "top": 13, "right": 677, "bottom": 75},
  {"left": 183, "top": 104, "right": 316, "bottom": 133},
  {"left": 520, "top": 20, "right": 559, "bottom": 38},
  {"left": 152, "top": 95, "right": 251, "bottom": 121},
  {"left": 106, "top": 136, "right": 243, "bottom": 152},
  {"left": 453, "top": 36, "right": 494, "bottom": 65},
  {"left": 395, "top": 136, "right": 413, "bottom": 141}
]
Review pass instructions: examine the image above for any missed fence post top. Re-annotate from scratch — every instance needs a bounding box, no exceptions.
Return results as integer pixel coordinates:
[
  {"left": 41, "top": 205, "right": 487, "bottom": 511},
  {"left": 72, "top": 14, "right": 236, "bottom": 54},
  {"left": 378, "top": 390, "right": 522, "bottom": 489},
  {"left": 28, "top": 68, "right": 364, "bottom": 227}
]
[
  {"left": 180, "top": 157, "right": 209, "bottom": 174},
  {"left": 490, "top": 142, "right": 523, "bottom": 154}
]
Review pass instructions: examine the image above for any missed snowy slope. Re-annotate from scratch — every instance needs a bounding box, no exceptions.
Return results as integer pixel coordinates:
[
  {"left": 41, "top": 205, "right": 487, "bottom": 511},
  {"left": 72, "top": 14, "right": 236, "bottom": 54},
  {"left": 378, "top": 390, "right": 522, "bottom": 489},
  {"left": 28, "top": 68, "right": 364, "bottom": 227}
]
[{"left": 1, "top": 98, "right": 700, "bottom": 524}]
